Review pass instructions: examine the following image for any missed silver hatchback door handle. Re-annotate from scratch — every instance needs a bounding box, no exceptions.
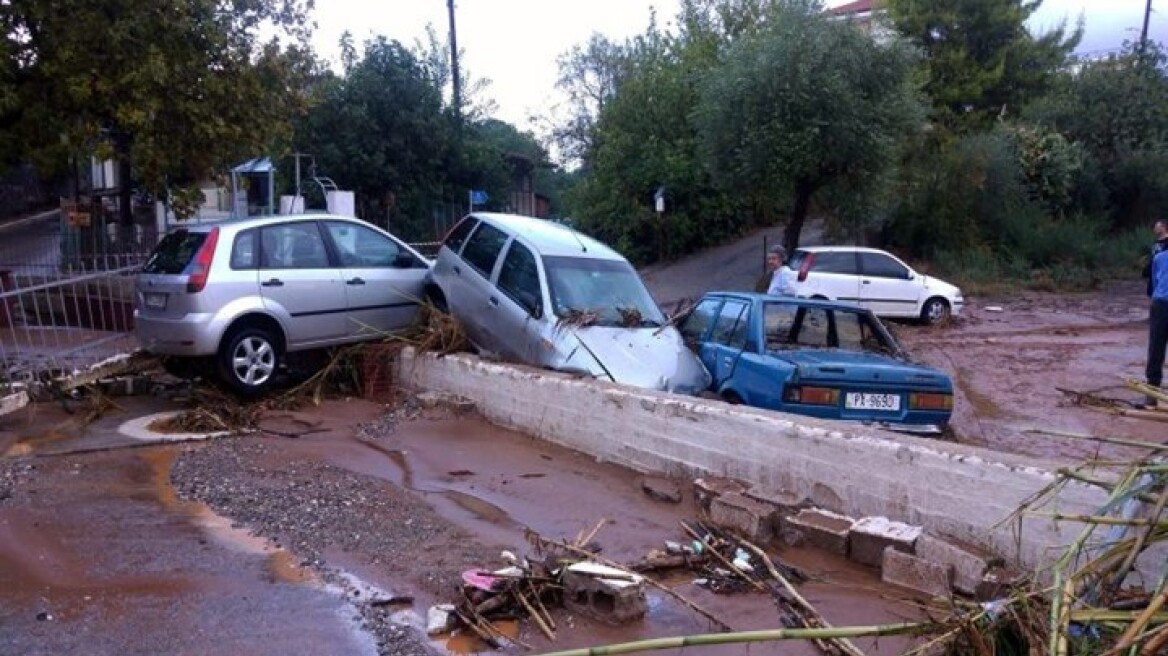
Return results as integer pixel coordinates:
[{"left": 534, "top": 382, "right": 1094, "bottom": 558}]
[
  {"left": 261, "top": 278, "right": 283, "bottom": 287},
  {"left": 346, "top": 277, "right": 365, "bottom": 285}
]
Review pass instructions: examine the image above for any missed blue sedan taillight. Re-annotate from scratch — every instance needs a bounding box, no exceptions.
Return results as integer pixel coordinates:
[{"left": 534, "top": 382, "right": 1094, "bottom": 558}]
[
  {"left": 909, "top": 392, "right": 953, "bottom": 411},
  {"left": 784, "top": 386, "right": 840, "bottom": 406}
]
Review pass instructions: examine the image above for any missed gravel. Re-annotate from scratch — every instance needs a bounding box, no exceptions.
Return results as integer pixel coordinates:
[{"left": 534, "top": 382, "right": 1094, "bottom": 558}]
[
  {"left": 0, "top": 459, "right": 33, "bottom": 503},
  {"left": 170, "top": 402, "right": 502, "bottom": 656}
]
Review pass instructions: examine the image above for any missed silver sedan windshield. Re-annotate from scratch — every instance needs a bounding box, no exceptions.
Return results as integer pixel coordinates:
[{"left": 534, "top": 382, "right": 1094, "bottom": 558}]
[{"left": 544, "top": 256, "right": 665, "bottom": 327}]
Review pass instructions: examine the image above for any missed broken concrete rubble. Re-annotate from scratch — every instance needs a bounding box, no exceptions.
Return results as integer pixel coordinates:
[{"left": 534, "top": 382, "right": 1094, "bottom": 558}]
[
  {"left": 882, "top": 547, "right": 953, "bottom": 598},
  {"left": 639, "top": 476, "right": 683, "bottom": 504},
  {"left": 915, "top": 533, "right": 996, "bottom": 597},
  {"left": 848, "top": 516, "right": 922, "bottom": 567},
  {"left": 786, "top": 508, "right": 855, "bottom": 556},
  {"left": 426, "top": 604, "right": 456, "bottom": 636},
  {"left": 0, "top": 389, "right": 29, "bottom": 417},
  {"left": 692, "top": 476, "right": 748, "bottom": 512},
  {"left": 743, "top": 488, "right": 807, "bottom": 518},
  {"left": 709, "top": 491, "right": 775, "bottom": 543},
  {"left": 562, "top": 562, "right": 648, "bottom": 625}
]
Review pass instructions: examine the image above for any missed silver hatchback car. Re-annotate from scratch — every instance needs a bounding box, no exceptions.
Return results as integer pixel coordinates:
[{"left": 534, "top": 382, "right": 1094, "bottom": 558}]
[
  {"left": 426, "top": 213, "right": 711, "bottom": 394},
  {"left": 135, "top": 213, "right": 430, "bottom": 395}
]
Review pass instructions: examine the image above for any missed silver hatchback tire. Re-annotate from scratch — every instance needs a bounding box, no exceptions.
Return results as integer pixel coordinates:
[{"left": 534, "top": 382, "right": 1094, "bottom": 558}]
[{"left": 218, "top": 326, "right": 281, "bottom": 396}]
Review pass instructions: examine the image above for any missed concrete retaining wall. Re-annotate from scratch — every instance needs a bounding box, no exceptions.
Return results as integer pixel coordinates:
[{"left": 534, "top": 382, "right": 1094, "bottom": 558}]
[{"left": 396, "top": 350, "right": 1112, "bottom": 570}]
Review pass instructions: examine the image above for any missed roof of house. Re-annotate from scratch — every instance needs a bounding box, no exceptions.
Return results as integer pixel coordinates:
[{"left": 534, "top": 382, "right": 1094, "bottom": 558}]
[{"left": 827, "top": 0, "right": 874, "bottom": 16}]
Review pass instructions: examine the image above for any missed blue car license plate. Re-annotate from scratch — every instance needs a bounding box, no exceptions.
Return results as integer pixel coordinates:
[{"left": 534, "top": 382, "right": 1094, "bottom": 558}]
[{"left": 845, "top": 392, "right": 900, "bottom": 411}]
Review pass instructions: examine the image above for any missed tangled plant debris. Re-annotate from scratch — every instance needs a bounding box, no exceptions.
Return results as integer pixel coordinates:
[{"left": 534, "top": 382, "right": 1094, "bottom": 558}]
[{"left": 154, "top": 303, "right": 471, "bottom": 434}]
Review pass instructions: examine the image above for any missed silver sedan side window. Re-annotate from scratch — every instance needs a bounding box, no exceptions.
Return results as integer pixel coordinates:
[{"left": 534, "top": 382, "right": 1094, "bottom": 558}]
[{"left": 497, "top": 241, "right": 541, "bottom": 315}]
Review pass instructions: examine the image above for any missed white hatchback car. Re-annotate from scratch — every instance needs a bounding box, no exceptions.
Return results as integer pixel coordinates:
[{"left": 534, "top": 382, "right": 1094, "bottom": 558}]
[{"left": 778, "top": 246, "right": 963, "bottom": 325}]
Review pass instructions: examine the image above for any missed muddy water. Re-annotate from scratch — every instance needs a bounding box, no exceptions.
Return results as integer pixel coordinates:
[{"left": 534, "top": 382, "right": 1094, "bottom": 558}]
[
  {"left": 274, "top": 415, "right": 930, "bottom": 655},
  {"left": 0, "top": 444, "right": 374, "bottom": 656},
  {"left": 900, "top": 282, "right": 1168, "bottom": 462}
]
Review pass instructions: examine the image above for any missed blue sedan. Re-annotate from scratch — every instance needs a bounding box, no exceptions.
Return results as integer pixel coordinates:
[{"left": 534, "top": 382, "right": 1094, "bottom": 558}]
[{"left": 678, "top": 292, "right": 953, "bottom": 429}]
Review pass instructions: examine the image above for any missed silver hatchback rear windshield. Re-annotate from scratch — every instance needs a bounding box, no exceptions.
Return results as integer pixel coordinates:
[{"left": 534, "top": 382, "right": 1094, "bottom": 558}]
[{"left": 142, "top": 230, "right": 207, "bottom": 274}]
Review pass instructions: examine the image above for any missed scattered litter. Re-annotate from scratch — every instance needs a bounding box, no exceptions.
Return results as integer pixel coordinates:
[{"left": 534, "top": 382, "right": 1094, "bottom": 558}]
[
  {"left": 426, "top": 604, "right": 456, "bottom": 636},
  {"left": 985, "top": 306, "right": 1004, "bottom": 312},
  {"left": 461, "top": 569, "right": 502, "bottom": 592}
]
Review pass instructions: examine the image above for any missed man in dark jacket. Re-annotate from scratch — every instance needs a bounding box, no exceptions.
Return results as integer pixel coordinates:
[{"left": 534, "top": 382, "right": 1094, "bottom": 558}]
[
  {"left": 1144, "top": 220, "right": 1168, "bottom": 409},
  {"left": 1143, "top": 219, "right": 1168, "bottom": 297}
]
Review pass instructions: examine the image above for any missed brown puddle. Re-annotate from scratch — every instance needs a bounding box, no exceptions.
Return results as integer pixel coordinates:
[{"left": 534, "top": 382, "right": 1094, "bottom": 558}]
[
  {"left": 444, "top": 619, "right": 520, "bottom": 654},
  {"left": 3, "top": 426, "right": 81, "bottom": 457},
  {"left": 142, "top": 446, "right": 323, "bottom": 584},
  {"left": 266, "top": 550, "right": 320, "bottom": 585},
  {"left": 437, "top": 489, "right": 520, "bottom": 528}
]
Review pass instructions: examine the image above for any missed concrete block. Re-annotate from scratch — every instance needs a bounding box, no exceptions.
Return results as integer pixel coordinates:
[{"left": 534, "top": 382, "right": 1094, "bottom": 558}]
[
  {"left": 692, "top": 476, "right": 748, "bottom": 513},
  {"left": 786, "top": 508, "right": 855, "bottom": 556},
  {"left": 95, "top": 375, "right": 154, "bottom": 397},
  {"left": 640, "top": 476, "right": 683, "bottom": 504},
  {"left": 0, "top": 390, "right": 29, "bottom": 417},
  {"left": 744, "top": 488, "right": 807, "bottom": 518},
  {"left": 562, "top": 562, "right": 647, "bottom": 625},
  {"left": 915, "top": 533, "right": 996, "bottom": 596},
  {"left": 882, "top": 547, "right": 952, "bottom": 597},
  {"left": 426, "top": 604, "right": 456, "bottom": 636},
  {"left": 709, "top": 492, "right": 776, "bottom": 543},
  {"left": 849, "top": 516, "right": 922, "bottom": 567}
]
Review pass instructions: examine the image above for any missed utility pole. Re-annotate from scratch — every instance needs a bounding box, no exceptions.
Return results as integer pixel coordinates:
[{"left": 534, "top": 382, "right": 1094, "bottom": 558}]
[
  {"left": 1141, "top": 0, "right": 1153, "bottom": 52},
  {"left": 447, "top": 0, "right": 462, "bottom": 124}
]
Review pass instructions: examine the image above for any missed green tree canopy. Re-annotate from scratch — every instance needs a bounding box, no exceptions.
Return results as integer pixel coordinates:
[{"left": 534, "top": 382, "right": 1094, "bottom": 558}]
[
  {"left": 564, "top": 13, "right": 751, "bottom": 263},
  {"left": 294, "top": 36, "right": 563, "bottom": 240},
  {"left": 694, "top": 1, "right": 925, "bottom": 252},
  {"left": 886, "top": 0, "right": 1080, "bottom": 131},
  {"left": 1025, "top": 44, "right": 1168, "bottom": 227},
  {"left": 0, "top": 0, "right": 316, "bottom": 219},
  {"left": 294, "top": 37, "right": 453, "bottom": 237}
]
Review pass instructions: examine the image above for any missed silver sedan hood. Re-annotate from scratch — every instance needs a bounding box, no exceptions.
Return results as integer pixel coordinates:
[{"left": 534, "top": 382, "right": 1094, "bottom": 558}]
[{"left": 549, "top": 325, "right": 711, "bottom": 394}]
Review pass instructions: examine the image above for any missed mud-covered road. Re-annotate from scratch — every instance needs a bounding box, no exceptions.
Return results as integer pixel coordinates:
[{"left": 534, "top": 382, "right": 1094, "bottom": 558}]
[
  {"left": 896, "top": 280, "right": 1165, "bottom": 462},
  {"left": 1, "top": 396, "right": 927, "bottom": 655}
]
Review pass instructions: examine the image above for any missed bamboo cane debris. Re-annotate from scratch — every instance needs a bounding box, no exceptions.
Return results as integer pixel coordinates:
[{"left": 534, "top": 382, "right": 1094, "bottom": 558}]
[{"left": 935, "top": 433, "right": 1168, "bottom": 656}]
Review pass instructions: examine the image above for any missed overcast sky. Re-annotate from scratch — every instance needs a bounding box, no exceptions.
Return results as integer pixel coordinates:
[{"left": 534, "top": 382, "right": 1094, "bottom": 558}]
[{"left": 310, "top": 0, "right": 1164, "bottom": 130}]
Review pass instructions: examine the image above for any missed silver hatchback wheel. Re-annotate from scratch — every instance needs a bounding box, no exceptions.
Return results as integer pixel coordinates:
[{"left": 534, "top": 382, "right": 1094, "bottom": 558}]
[{"left": 218, "top": 327, "right": 280, "bottom": 396}]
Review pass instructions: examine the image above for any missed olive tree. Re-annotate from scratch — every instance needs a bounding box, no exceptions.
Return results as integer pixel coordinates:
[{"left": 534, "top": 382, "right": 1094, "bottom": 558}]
[{"left": 693, "top": 2, "right": 925, "bottom": 252}]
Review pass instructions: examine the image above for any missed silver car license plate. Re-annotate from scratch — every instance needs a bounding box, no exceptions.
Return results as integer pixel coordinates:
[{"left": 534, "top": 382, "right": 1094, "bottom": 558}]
[
  {"left": 144, "top": 293, "right": 167, "bottom": 310},
  {"left": 845, "top": 392, "right": 900, "bottom": 411}
]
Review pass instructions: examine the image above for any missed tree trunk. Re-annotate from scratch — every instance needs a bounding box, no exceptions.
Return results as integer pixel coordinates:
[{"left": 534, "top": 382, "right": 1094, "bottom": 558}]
[
  {"left": 783, "top": 179, "right": 814, "bottom": 254},
  {"left": 113, "top": 130, "right": 133, "bottom": 226}
]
